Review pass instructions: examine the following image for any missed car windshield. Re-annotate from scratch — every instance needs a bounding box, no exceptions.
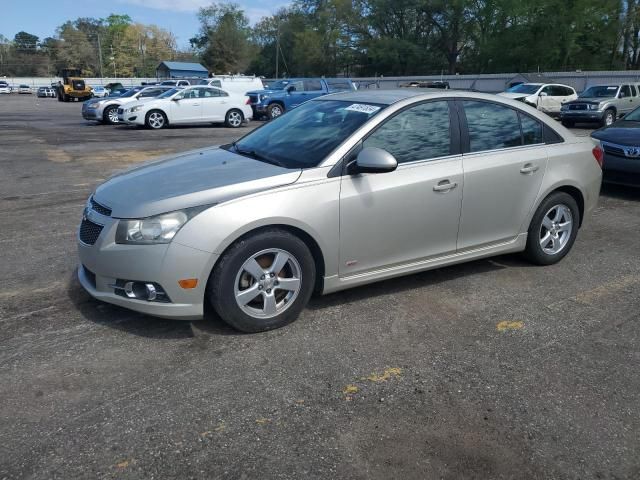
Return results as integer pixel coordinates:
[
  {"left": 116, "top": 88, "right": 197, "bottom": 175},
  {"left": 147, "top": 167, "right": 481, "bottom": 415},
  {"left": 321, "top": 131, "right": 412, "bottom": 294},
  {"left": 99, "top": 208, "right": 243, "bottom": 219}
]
[
  {"left": 120, "top": 88, "right": 142, "bottom": 98},
  {"left": 231, "top": 99, "right": 385, "bottom": 169},
  {"left": 266, "top": 80, "right": 291, "bottom": 90},
  {"left": 157, "top": 88, "right": 181, "bottom": 99},
  {"left": 580, "top": 86, "right": 618, "bottom": 98},
  {"left": 506, "top": 84, "right": 540, "bottom": 94}
]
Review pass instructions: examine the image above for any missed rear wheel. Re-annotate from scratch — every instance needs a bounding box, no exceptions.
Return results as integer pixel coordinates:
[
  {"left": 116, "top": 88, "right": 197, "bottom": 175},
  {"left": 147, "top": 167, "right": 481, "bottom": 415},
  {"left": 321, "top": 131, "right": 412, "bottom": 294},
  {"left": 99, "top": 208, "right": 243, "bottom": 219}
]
[
  {"left": 145, "top": 110, "right": 167, "bottom": 129},
  {"left": 208, "top": 229, "right": 316, "bottom": 332},
  {"left": 103, "top": 105, "right": 119, "bottom": 124},
  {"left": 225, "top": 109, "right": 244, "bottom": 128},
  {"left": 523, "top": 192, "right": 580, "bottom": 265}
]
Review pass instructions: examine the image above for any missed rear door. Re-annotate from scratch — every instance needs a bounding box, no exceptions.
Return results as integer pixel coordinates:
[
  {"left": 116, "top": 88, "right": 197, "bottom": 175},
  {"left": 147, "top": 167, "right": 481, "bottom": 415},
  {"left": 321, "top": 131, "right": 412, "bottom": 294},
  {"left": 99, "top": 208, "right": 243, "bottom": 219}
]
[
  {"left": 457, "top": 99, "right": 549, "bottom": 250},
  {"left": 200, "top": 88, "right": 229, "bottom": 122},
  {"left": 619, "top": 85, "right": 634, "bottom": 114}
]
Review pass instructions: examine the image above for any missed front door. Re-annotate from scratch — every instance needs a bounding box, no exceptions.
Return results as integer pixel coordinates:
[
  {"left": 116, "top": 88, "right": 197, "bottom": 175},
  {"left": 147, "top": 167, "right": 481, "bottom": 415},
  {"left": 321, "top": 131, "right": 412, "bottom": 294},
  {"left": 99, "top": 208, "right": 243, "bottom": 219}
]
[
  {"left": 457, "top": 99, "right": 548, "bottom": 250},
  {"left": 169, "top": 88, "right": 203, "bottom": 123},
  {"left": 339, "top": 100, "right": 463, "bottom": 277}
]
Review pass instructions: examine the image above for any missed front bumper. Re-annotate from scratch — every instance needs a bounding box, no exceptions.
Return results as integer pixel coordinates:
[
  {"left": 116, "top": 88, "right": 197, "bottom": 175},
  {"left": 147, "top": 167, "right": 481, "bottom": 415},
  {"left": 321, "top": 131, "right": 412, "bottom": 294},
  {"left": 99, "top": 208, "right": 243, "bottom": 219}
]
[
  {"left": 82, "top": 107, "right": 101, "bottom": 120},
  {"left": 602, "top": 153, "right": 640, "bottom": 186},
  {"left": 77, "top": 213, "right": 219, "bottom": 320},
  {"left": 560, "top": 110, "right": 604, "bottom": 122}
]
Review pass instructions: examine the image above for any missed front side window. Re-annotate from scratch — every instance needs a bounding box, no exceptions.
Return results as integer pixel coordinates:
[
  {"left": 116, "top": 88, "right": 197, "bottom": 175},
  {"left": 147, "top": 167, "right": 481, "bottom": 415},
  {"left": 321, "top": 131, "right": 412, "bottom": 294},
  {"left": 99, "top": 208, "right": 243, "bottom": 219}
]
[
  {"left": 463, "top": 101, "right": 522, "bottom": 152},
  {"left": 506, "top": 84, "right": 541, "bottom": 94},
  {"left": 232, "top": 100, "right": 384, "bottom": 169},
  {"left": 363, "top": 101, "right": 451, "bottom": 164},
  {"left": 580, "top": 85, "right": 619, "bottom": 98}
]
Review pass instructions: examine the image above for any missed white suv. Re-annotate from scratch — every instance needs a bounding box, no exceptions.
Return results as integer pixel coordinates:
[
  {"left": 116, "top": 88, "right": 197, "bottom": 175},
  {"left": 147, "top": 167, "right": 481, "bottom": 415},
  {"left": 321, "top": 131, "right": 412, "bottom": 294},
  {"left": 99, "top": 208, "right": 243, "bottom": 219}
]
[{"left": 499, "top": 83, "right": 578, "bottom": 115}]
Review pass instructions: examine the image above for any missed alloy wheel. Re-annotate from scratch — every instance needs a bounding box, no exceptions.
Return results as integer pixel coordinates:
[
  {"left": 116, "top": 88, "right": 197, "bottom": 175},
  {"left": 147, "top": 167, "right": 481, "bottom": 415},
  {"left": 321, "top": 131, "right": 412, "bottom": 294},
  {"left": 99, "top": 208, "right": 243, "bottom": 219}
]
[
  {"left": 148, "top": 112, "right": 164, "bottom": 129},
  {"left": 108, "top": 108, "right": 119, "bottom": 124},
  {"left": 234, "top": 248, "right": 302, "bottom": 319},
  {"left": 228, "top": 111, "right": 242, "bottom": 127},
  {"left": 270, "top": 105, "right": 283, "bottom": 118},
  {"left": 539, "top": 204, "right": 573, "bottom": 255}
]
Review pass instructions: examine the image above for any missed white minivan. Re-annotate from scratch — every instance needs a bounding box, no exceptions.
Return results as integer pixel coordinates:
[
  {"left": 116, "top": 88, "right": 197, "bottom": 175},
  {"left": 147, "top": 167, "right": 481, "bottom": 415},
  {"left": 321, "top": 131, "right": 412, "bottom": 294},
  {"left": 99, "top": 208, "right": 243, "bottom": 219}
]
[
  {"left": 198, "top": 75, "right": 264, "bottom": 96},
  {"left": 499, "top": 83, "right": 578, "bottom": 115}
]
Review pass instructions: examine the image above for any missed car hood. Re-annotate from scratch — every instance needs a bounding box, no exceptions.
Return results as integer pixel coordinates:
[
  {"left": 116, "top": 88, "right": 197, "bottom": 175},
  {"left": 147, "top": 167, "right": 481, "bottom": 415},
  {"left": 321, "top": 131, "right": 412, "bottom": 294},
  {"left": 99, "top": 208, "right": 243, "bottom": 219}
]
[
  {"left": 93, "top": 146, "right": 302, "bottom": 218},
  {"left": 592, "top": 121, "right": 640, "bottom": 145},
  {"left": 246, "top": 89, "right": 284, "bottom": 96},
  {"left": 567, "top": 97, "right": 610, "bottom": 105}
]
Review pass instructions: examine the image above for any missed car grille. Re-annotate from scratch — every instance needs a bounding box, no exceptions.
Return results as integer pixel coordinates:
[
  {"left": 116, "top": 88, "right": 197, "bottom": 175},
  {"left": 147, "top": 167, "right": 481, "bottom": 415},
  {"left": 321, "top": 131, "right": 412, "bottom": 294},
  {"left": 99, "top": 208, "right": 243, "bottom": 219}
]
[
  {"left": 90, "top": 197, "right": 112, "bottom": 216},
  {"left": 568, "top": 104, "right": 588, "bottom": 110},
  {"left": 79, "top": 219, "right": 104, "bottom": 245},
  {"left": 602, "top": 143, "right": 626, "bottom": 158}
]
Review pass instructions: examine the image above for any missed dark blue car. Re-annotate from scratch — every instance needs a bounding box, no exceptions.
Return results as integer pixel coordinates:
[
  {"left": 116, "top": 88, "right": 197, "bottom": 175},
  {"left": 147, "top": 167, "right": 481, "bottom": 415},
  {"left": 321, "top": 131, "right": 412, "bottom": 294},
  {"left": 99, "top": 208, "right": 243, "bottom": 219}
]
[{"left": 592, "top": 107, "right": 640, "bottom": 186}]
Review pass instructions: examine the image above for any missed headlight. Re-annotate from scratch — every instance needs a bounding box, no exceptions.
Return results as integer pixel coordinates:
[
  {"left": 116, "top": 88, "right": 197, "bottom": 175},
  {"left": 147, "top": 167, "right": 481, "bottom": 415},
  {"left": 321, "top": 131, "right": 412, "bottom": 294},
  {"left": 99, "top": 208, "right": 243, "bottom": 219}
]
[
  {"left": 259, "top": 94, "right": 269, "bottom": 101},
  {"left": 588, "top": 104, "right": 599, "bottom": 111},
  {"left": 129, "top": 105, "right": 142, "bottom": 113},
  {"left": 88, "top": 103, "right": 99, "bottom": 109},
  {"left": 115, "top": 206, "right": 210, "bottom": 245},
  {"left": 560, "top": 104, "right": 569, "bottom": 111}
]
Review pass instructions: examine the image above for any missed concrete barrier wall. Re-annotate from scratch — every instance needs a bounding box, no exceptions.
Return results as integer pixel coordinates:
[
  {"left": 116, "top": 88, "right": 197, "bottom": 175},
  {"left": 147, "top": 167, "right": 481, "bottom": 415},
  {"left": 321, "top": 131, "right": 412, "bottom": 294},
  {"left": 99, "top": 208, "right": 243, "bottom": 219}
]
[{"left": 4, "top": 70, "right": 640, "bottom": 93}]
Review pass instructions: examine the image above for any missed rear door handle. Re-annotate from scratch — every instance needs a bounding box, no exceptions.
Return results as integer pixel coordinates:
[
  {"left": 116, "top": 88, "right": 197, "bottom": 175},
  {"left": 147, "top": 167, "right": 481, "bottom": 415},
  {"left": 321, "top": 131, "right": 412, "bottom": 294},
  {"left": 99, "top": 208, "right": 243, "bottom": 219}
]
[
  {"left": 520, "top": 164, "right": 539, "bottom": 174},
  {"left": 433, "top": 180, "right": 458, "bottom": 192}
]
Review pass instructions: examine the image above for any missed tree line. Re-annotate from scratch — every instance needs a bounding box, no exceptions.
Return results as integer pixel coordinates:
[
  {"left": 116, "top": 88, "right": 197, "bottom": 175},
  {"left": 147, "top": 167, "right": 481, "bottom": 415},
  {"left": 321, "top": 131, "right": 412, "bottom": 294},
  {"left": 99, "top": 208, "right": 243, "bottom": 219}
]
[{"left": 3, "top": 0, "right": 640, "bottom": 78}]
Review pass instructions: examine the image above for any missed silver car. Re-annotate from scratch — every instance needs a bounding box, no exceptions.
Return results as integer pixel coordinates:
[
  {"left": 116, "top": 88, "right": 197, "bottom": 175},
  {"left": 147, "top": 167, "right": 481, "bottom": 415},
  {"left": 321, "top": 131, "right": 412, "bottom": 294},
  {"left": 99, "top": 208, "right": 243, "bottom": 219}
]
[
  {"left": 77, "top": 90, "right": 602, "bottom": 332},
  {"left": 82, "top": 86, "right": 173, "bottom": 124}
]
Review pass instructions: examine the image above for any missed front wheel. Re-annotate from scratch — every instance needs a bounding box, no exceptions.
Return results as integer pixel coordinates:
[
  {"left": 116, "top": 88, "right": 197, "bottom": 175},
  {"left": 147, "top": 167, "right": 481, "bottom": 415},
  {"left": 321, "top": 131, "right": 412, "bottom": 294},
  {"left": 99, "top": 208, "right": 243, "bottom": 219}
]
[
  {"left": 602, "top": 109, "right": 615, "bottom": 127},
  {"left": 267, "top": 103, "right": 284, "bottom": 120},
  {"left": 208, "top": 229, "right": 316, "bottom": 332},
  {"left": 103, "top": 105, "right": 119, "bottom": 124},
  {"left": 561, "top": 119, "right": 574, "bottom": 128},
  {"left": 225, "top": 109, "right": 244, "bottom": 128},
  {"left": 145, "top": 110, "right": 167, "bottom": 129},
  {"left": 523, "top": 192, "right": 580, "bottom": 266}
]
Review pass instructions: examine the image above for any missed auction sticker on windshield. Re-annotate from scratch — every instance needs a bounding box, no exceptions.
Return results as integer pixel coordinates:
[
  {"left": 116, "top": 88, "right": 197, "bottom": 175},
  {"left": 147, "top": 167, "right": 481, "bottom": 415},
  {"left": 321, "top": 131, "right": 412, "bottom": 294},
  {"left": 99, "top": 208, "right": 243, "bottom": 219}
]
[{"left": 345, "top": 104, "right": 381, "bottom": 114}]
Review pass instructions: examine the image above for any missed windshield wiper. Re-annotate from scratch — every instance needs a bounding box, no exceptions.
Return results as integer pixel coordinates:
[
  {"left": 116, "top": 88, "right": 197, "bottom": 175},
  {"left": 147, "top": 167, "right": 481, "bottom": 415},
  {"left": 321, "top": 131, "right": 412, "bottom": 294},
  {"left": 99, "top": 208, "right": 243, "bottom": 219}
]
[{"left": 232, "top": 142, "right": 286, "bottom": 168}]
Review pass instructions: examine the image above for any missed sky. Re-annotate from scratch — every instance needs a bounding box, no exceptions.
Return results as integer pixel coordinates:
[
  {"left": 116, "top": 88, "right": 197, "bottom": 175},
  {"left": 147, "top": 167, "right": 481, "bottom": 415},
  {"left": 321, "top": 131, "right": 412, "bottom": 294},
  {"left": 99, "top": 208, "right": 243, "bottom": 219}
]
[{"left": 2, "top": 0, "right": 289, "bottom": 48}]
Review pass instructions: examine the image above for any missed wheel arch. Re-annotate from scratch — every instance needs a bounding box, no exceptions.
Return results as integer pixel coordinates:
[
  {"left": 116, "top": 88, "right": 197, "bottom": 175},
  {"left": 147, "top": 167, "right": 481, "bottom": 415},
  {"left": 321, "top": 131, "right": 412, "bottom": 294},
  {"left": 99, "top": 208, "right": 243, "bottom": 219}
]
[
  {"left": 208, "top": 223, "right": 326, "bottom": 294},
  {"left": 146, "top": 108, "right": 169, "bottom": 125},
  {"left": 527, "top": 183, "right": 586, "bottom": 232}
]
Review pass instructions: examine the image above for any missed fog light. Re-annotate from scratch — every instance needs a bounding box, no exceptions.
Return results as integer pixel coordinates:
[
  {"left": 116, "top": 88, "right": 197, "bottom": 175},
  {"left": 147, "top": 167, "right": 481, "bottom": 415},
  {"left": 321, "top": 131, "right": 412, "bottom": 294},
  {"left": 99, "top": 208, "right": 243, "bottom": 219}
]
[{"left": 111, "top": 280, "right": 170, "bottom": 302}]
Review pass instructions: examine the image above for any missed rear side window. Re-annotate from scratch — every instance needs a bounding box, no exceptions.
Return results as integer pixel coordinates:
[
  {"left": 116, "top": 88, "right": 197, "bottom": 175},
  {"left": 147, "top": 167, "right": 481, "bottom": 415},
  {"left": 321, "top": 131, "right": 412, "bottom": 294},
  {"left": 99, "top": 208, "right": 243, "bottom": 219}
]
[
  {"left": 364, "top": 101, "right": 451, "bottom": 164},
  {"left": 631, "top": 85, "right": 637, "bottom": 96},
  {"left": 620, "top": 85, "right": 632, "bottom": 98},
  {"left": 520, "top": 113, "right": 543, "bottom": 145},
  {"left": 462, "top": 101, "right": 521, "bottom": 152},
  {"left": 304, "top": 79, "right": 323, "bottom": 91}
]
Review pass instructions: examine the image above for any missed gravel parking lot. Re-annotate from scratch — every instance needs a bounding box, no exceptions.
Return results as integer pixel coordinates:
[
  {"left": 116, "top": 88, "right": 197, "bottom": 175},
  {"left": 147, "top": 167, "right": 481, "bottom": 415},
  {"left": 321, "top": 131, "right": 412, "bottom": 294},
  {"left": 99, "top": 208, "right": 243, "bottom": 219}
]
[{"left": 1, "top": 94, "right": 639, "bottom": 479}]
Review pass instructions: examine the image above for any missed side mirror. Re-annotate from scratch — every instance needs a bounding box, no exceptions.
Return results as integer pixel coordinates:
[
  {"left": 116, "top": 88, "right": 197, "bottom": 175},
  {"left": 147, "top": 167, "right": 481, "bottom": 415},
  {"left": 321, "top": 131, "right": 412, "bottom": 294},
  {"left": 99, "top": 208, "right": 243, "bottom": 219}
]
[
  {"left": 172, "top": 96, "right": 181, "bottom": 101},
  {"left": 286, "top": 85, "right": 295, "bottom": 93},
  {"left": 353, "top": 147, "right": 398, "bottom": 174},
  {"left": 539, "top": 91, "right": 548, "bottom": 97}
]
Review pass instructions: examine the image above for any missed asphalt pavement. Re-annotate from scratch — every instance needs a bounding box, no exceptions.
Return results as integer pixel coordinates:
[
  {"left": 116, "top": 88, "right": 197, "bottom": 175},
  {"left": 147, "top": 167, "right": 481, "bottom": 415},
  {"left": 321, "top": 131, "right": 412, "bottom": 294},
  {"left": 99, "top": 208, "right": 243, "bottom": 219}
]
[{"left": 0, "top": 94, "right": 639, "bottom": 479}]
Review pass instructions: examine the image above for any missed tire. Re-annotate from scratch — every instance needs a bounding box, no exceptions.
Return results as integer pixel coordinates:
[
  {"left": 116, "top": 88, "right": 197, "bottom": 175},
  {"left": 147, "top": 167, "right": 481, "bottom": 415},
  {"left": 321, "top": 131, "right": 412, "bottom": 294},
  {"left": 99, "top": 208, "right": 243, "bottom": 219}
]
[
  {"left": 103, "top": 105, "right": 119, "bottom": 124},
  {"left": 208, "top": 229, "right": 316, "bottom": 333},
  {"left": 523, "top": 192, "right": 580, "bottom": 266},
  {"left": 602, "top": 108, "right": 615, "bottom": 127},
  {"left": 561, "top": 120, "right": 574, "bottom": 128},
  {"left": 225, "top": 109, "right": 244, "bottom": 128},
  {"left": 267, "top": 103, "right": 284, "bottom": 120},
  {"left": 145, "top": 110, "right": 167, "bottom": 129}
]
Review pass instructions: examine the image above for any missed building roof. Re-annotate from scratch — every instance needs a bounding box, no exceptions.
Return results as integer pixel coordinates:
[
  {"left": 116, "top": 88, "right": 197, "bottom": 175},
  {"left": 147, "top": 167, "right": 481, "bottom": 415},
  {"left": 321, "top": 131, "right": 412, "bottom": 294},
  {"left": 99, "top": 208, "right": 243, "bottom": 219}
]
[{"left": 157, "top": 61, "right": 208, "bottom": 72}]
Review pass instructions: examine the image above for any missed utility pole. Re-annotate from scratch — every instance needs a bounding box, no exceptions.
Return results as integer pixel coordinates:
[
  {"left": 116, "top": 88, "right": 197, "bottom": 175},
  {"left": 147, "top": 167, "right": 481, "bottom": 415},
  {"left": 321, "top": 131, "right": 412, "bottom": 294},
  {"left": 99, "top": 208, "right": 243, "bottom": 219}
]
[
  {"left": 275, "top": 22, "right": 279, "bottom": 79},
  {"left": 97, "top": 33, "right": 104, "bottom": 78}
]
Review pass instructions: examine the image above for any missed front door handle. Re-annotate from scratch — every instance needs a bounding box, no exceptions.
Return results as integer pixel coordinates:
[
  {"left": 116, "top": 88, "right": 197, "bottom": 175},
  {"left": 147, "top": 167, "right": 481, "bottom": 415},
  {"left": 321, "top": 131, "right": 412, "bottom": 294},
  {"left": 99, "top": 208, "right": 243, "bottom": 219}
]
[
  {"left": 433, "top": 180, "right": 458, "bottom": 192},
  {"left": 192, "top": 103, "right": 200, "bottom": 106},
  {"left": 520, "top": 163, "right": 539, "bottom": 174}
]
